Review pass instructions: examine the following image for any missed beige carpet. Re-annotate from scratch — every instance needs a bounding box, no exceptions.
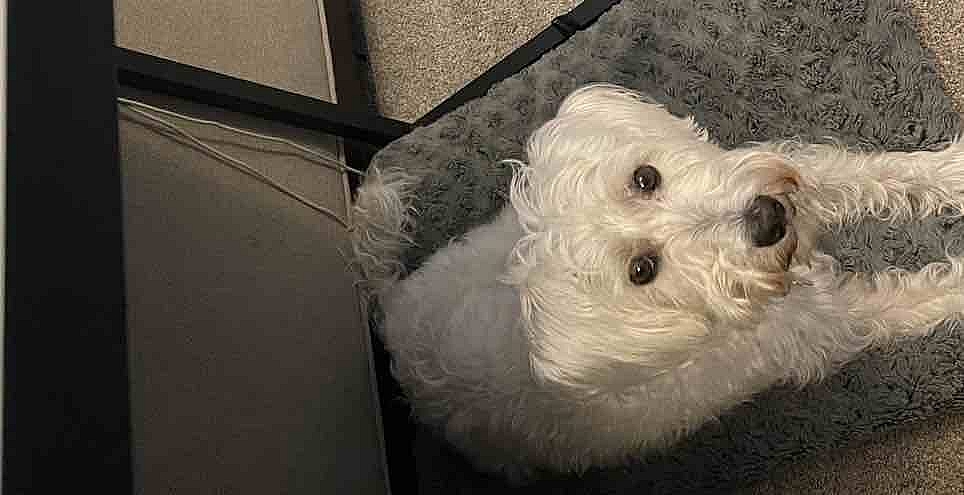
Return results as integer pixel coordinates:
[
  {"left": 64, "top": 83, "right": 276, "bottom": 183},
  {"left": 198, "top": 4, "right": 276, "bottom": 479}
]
[
  {"left": 742, "top": 414, "right": 964, "bottom": 494},
  {"left": 357, "top": 1, "right": 964, "bottom": 492},
  {"left": 908, "top": 0, "right": 964, "bottom": 114},
  {"left": 357, "top": 0, "right": 580, "bottom": 122}
]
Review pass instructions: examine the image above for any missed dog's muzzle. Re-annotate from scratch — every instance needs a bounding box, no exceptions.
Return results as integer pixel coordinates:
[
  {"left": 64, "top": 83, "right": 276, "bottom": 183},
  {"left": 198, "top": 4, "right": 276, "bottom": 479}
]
[{"left": 745, "top": 195, "right": 791, "bottom": 247}]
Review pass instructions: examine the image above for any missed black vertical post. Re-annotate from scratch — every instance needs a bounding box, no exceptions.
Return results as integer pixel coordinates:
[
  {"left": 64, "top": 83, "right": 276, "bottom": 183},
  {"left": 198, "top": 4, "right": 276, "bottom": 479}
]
[
  {"left": 320, "top": 2, "right": 417, "bottom": 493},
  {"left": 321, "top": 0, "right": 384, "bottom": 191},
  {"left": 4, "top": 1, "right": 133, "bottom": 492}
]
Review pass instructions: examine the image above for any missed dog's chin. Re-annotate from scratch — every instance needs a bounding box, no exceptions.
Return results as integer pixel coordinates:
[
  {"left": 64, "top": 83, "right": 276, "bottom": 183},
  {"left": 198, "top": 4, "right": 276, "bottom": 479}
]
[
  {"left": 737, "top": 226, "right": 798, "bottom": 299},
  {"left": 755, "top": 227, "right": 796, "bottom": 271},
  {"left": 778, "top": 227, "right": 798, "bottom": 271},
  {"left": 772, "top": 194, "right": 798, "bottom": 271},
  {"left": 774, "top": 193, "right": 797, "bottom": 222}
]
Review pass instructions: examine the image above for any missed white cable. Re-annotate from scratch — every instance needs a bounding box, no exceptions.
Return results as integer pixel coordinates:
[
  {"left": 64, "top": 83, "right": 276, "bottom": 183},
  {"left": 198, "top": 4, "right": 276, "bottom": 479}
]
[
  {"left": 119, "top": 105, "right": 351, "bottom": 229},
  {"left": 117, "top": 97, "right": 368, "bottom": 177}
]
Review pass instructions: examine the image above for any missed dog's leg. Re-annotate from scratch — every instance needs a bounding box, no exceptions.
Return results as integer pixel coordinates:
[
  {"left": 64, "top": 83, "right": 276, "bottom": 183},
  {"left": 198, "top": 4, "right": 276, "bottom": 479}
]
[
  {"left": 794, "top": 139, "right": 964, "bottom": 226},
  {"left": 837, "top": 255, "right": 964, "bottom": 338},
  {"left": 766, "top": 254, "right": 964, "bottom": 387}
]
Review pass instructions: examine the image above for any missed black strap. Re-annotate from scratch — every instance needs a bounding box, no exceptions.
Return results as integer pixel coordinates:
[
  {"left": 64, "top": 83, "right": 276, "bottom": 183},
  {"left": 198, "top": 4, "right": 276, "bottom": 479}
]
[{"left": 551, "top": 14, "right": 581, "bottom": 36}]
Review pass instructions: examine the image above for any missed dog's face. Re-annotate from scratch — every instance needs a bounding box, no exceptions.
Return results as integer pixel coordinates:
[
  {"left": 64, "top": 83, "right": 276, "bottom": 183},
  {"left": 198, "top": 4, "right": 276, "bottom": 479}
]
[{"left": 505, "top": 85, "right": 805, "bottom": 396}]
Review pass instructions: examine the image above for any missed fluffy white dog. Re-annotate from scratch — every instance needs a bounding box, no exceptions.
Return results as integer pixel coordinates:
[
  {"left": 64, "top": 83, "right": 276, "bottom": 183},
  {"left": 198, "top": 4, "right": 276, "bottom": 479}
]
[{"left": 352, "top": 84, "right": 964, "bottom": 480}]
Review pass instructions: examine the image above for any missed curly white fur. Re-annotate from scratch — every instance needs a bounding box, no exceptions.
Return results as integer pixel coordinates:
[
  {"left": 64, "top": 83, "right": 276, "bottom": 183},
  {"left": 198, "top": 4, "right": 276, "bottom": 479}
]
[
  {"left": 351, "top": 165, "right": 419, "bottom": 294},
  {"left": 354, "top": 84, "right": 964, "bottom": 480}
]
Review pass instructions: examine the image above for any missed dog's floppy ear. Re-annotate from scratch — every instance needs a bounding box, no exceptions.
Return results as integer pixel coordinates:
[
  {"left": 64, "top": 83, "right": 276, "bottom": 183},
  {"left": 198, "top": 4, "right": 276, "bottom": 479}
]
[{"left": 516, "top": 271, "right": 713, "bottom": 398}]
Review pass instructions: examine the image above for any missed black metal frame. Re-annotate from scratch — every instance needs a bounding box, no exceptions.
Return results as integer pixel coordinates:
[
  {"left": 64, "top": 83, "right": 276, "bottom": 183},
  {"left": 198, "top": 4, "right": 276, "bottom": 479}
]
[
  {"left": 3, "top": 0, "right": 620, "bottom": 492},
  {"left": 4, "top": 1, "right": 132, "bottom": 492},
  {"left": 116, "top": 47, "right": 413, "bottom": 148}
]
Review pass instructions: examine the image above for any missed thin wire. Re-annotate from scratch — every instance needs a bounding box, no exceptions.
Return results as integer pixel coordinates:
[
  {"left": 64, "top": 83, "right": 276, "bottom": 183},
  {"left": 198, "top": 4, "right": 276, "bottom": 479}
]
[
  {"left": 119, "top": 105, "right": 351, "bottom": 229},
  {"left": 117, "top": 97, "right": 368, "bottom": 177}
]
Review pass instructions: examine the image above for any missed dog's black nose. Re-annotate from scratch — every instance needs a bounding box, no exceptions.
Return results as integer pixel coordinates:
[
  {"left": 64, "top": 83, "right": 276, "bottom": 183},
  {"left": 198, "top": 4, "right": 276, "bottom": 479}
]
[{"left": 745, "top": 195, "right": 787, "bottom": 247}]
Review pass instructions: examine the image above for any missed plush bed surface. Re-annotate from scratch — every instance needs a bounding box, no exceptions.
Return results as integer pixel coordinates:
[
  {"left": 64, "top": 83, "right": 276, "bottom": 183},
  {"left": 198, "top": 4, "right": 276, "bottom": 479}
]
[{"left": 358, "top": 0, "right": 964, "bottom": 492}]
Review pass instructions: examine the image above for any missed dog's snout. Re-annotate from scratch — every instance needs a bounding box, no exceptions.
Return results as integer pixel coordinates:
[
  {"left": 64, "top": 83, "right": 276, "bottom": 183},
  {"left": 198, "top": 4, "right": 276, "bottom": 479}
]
[{"left": 745, "top": 195, "right": 787, "bottom": 247}]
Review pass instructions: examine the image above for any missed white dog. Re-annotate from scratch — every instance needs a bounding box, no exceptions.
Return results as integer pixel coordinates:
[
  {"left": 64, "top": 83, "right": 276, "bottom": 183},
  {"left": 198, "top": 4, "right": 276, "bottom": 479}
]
[{"left": 352, "top": 84, "right": 964, "bottom": 480}]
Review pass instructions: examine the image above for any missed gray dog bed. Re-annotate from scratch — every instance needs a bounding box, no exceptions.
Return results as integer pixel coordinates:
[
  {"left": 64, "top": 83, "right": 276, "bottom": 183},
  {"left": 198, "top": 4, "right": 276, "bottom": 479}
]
[{"left": 356, "top": 0, "right": 964, "bottom": 492}]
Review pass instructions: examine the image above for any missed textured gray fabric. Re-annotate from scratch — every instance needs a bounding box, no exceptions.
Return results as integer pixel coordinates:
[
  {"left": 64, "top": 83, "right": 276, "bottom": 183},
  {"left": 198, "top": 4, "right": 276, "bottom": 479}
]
[{"left": 362, "top": 0, "right": 964, "bottom": 492}]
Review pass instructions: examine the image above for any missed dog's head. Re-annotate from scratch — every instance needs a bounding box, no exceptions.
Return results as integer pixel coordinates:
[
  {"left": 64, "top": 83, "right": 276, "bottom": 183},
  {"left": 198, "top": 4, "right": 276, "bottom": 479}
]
[{"left": 504, "top": 84, "right": 806, "bottom": 397}]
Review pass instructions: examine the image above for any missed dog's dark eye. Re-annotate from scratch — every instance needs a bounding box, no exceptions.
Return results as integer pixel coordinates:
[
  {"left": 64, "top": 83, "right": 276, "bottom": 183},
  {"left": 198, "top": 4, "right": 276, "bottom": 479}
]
[
  {"left": 632, "top": 165, "right": 661, "bottom": 193},
  {"left": 629, "top": 255, "right": 659, "bottom": 285}
]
